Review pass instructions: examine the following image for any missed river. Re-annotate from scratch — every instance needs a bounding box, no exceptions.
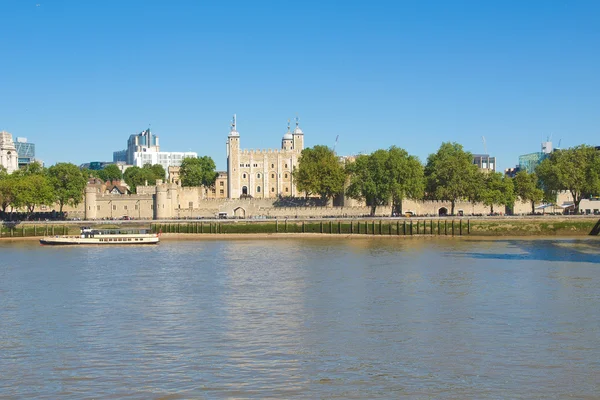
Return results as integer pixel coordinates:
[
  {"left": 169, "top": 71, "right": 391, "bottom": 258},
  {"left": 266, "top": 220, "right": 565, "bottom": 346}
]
[{"left": 1, "top": 237, "right": 599, "bottom": 399}]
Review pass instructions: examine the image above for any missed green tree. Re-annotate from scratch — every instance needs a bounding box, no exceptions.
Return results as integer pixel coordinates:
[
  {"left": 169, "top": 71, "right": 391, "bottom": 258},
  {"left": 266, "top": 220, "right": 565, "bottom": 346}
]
[
  {"left": 514, "top": 170, "right": 544, "bottom": 214},
  {"left": 149, "top": 164, "right": 166, "bottom": 181},
  {"left": 100, "top": 164, "right": 124, "bottom": 182},
  {"left": 47, "top": 162, "right": 88, "bottom": 213},
  {"left": 0, "top": 171, "right": 15, "bottom": 213},
  {"left": 424, "top": 142, "right": 479, "bottom": 215},
  {"left": 386, "top": 146, "right": 424, "bottom": 215},
  {"left": 13, "top": 174, "right": 54, "bottom": 216},
  {"left": 536, "top": 145, "right": 600, "bottom": 213},
  {"left": 293, "top": 145, "right": 346, "bottom": 200},
  {"left": 479, "top": 172, "right": 515, "bottom": 214},
  {"left": 123, "top": 166, "right": 155, "bottom": 193},
  {"left": 179, "top": 156, "right": 218, "bottom": 187},
  {"left": 346, "top": 150, "right": 392, "bottom": 216}
]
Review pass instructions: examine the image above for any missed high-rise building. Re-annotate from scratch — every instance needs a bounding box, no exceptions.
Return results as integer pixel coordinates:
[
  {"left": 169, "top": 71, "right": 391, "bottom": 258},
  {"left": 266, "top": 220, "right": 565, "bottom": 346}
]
[
  {"left": 472, "top": 154, "right": 496, "bottom": 172},
  {"left": 518, "top": 141, "right": 553, "bottom": 174},
  {"left": 15, "top": 137, "right": 36, "bottom": 168},
  {"left": 113, "top": 128, "right": 197, "bottom": 174},
  {"left": 0, "top": 131, "right": 18, "bottom": 174}
]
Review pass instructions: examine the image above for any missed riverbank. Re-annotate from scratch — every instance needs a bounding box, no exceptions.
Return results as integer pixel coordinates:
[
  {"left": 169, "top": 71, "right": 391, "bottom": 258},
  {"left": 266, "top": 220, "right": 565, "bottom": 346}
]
[{"left": 2, "top": 216, "right": 599, "bottom": 239}]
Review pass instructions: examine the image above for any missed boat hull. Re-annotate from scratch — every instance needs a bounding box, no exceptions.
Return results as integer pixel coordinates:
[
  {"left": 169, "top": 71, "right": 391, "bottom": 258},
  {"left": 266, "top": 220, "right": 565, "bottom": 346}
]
[{"left": 39, "top": 235, "right": 159, "bottom": 245}]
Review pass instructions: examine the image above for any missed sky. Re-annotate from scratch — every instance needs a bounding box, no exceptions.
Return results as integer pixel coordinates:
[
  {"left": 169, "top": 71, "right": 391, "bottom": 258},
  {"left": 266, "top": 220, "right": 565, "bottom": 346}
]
[{"left": 1, "top": 0, "right": 599, "bottom": 171}]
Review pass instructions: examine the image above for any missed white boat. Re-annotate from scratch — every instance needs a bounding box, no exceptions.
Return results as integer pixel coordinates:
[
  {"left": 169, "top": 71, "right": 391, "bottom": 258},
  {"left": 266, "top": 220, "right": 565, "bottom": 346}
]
[{"left": 40, "top": 227, "right": 160, "bottom": 245}]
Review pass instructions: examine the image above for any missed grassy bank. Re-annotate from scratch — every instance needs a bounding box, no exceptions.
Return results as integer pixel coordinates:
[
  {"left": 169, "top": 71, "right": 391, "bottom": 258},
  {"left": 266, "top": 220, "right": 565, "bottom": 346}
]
[{"left": 2, "top": 217, "right": 599, "bottom": 239}]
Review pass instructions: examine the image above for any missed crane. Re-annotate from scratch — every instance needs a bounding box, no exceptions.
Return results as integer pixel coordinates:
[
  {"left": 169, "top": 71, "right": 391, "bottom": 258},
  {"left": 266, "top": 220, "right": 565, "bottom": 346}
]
[
  {"left": 481, "top": 136, "right": 487, "bottom": 155},
  {"left": 333, "top": 135, "right": 339, "bottom": 154}
]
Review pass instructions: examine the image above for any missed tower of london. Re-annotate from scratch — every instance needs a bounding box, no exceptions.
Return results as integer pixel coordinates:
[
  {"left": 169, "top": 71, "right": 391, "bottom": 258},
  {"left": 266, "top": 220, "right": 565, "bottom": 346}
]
[{"left": 226, "top": 115, "right": 304, "bottom": 199}]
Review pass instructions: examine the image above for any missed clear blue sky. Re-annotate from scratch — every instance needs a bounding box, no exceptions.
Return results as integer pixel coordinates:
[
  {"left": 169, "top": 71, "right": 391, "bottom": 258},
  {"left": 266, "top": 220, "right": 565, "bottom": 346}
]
[{"left": 1, "top": 0, "right": 599, "bottom": 171}]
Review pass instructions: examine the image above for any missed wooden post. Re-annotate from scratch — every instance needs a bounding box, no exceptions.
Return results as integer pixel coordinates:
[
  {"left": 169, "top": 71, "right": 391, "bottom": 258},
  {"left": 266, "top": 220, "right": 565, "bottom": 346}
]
[
  {"left": 285, "top": 219, "right": 288, "bottom": 233},
  {"left": 403, "top": 221, "right": 406, "bottom": 235},
  {"left": 396, "top": 220, "right": 400, "bottom": 235},
  {"left": 410, "top": 220, "right": 413, "bottom": 235},
  {"left": 452, "top": 220, "right": 455, "bottom": 236},
  {"left": 34, "top": 225, "right": 37, "bottom": 236},
  {"left": 444, "top": 220, "right": 447, "bottom": 235},
  {"left": 372, "top": 221, "right": 376, "bottom": 235},
  {"left": 320, "top": 221, "right": 323, "bottom": 233},
  {"left": 468, "top": 219, "right": 470, "bottom": 234},
  {"left": 302, "top": 221, "right": 305, "bottom": 233},
  {"left": 276, "top": 220, "right": 279, "bottom": 233},
  {"left": 52, "top": 225, "right": 55, "bottom": 235},
  {"left": 338, "top": 221, "right": 341, "bottom": 234},
  {"left": 430, "top": 220, "right": 433, "bottom": 235},
  {"left": 460, "top": 219, "right": 462, "bottom": 236}
]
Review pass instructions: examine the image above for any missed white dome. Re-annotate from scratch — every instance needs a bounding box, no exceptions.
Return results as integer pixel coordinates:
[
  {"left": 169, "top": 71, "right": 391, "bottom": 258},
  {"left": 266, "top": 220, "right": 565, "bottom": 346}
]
[
  {"left": 293, "top": 126, "right": 303, "bottom": 135},
  {"left": 283, "top": 131, "right": 293, "bottom": 140}
]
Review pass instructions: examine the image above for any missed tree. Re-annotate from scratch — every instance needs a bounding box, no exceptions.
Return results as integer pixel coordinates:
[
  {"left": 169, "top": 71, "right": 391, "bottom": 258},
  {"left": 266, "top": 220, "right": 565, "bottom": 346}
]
[
  {"left": 123, "top": 166, "right": 155, "bottom": 193},
  {"left": 149, "top": 164, "right": 166, "bottom": 181},
  {"left": 346, "top": 150, "right": 392, "bottom": 216},
  {"left": 13, "top": 174, "right": 54, "bottom": 217},
  {"left": 0, "top": 171, "right": 15, "bottom": 213},
  {"left": 536, "top": 145, "right": 600, "bottom": 213},
  {"left": 386, "top": 146, "right": 424, "bottom": 215},
  {"left": 99, "top": 164, "right": 123, "bottom": 182},
  {"left": 47, "top": 162, "right": 88, "bottom": 213},
  {"left": 479, "top": 172, "right": 515, "bottom": 214},
  {"left": 514, "top": 170, "right": 544, "bottom": 214},
  {"left": 293, "top": 145, "right": 346, "bottom": 200},
  {"left": 179, "top": 156, "right": 218, "bottom": 187},
  {"left": 424, "top": 142, "right": 479, "bottom": 215}
]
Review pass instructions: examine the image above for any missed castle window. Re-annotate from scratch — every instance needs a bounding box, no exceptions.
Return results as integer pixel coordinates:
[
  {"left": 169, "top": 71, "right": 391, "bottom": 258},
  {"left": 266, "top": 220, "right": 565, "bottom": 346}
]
[
  {"left": 135, "top": 205, "right": 138, "bottom": 210},
  {"left": 284, "top": 173, "right": 288, "bottom": 178},
  {"left": 257, "top": 186, "right": 261, "bottom": 193},
  {"left": 271, "top": 163, "right": 274, "bottom": 168},
  {"left": 271, "top": 187, "right": 275, "bottom": 192},
  {"left": 124, "top": 205, "right": 127, "bottom": 210},
  {"left": 271, "top": 173, "right": 275, "bottom": 179},
  {"left": 113, "top": 205, "right": 116, "bottom": 210},
  {"left": 246, "top": 164, "right": 250, "bottom": 167},
  {"left": 257, "top": 173, "right": 261, "bottom": 179},
  {"left": 97, "top": 205, "right": 100, "bottom": 211},
  {"left": 285, "top": 187, "right": 289, "bottom": 192},
  {"left": 285, "top": 163, "right": 288, "bottom": 168},
  {"left": 243, "top": 173, "right": 247, "bottom": 179},
  {"left": 189, "top": 201, "right": 194, "bottom": 208},
  {"left": 220, "top": 181, "right": 224, "bottom": 186},
  {"left": 240, "top": 163, "right": 244, "bottom": 167},
  {"left": 220, "top": 189, "right": 224, "bottom": 195},
  {"left": 253, "top": 163, "right": 258, "bottom": 167},
  {"left": 212, "top": 189, "right": 216, "bottom": 194}
]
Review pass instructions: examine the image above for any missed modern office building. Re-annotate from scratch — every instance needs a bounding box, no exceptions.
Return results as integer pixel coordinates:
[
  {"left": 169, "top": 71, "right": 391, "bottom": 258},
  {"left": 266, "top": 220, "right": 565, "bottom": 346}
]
[
  {"left": 0, "top": 131, "right": 18, "bottom": 174},
  {"left": 113, "top": 128, "right": 197, "bottom": 174},
  {"left": 14, "top": 137, "right": 36, "bottom": 168},
  {"left": 472, "top": 154, "right": 496, "bottom": 172},
  {"left": 518, "top": 141, "right": 553, "bottom": 174}
]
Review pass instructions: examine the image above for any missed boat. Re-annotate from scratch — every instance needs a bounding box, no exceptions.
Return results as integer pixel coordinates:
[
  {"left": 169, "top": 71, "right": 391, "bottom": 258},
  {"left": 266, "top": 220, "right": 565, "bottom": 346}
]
[{"left": 39, "top": 226, "right": 160, "bottom": 245}]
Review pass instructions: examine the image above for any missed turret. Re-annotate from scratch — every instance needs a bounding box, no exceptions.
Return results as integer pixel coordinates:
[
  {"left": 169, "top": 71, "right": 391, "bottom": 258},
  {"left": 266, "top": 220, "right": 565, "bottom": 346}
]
[
  {"left": 292, "top": 116, "right": 304, "bottom": 151},
  {"left": 227, "top": 114, "right": 241, "bottom": 198},
  {"left": 282, "top": 119, "right": 293, "bottom": 151},
  {"left": 84, "top": 186, "right": 97, "bottom": 220}
]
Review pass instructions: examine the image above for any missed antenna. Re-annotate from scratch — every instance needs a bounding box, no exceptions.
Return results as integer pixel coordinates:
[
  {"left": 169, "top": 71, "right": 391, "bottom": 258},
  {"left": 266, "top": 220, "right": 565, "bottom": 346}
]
[
  {"left": 481, "top": 136, "right": 487, "bottom": 155},
  {"left": 557, "top": 139, "right": 562, "bottom": 149},
  {"left": 333, "top": 135, "right": 339, "bottom": 154}
]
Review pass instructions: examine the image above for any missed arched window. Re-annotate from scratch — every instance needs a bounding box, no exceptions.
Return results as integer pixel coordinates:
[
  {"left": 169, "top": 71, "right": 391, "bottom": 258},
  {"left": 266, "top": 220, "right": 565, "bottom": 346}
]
[
  {"left": 285, "top": 163, "right": 288, "bottom": 168},
  {"left": 271, "top": 187, "right": 275, "bottom": 192},
  {"left": 271, "top": 173, "right": 275, "bottom": 179},
  {"left": 257, "top": 186, "right": 261, "bottom": 193},
  {"left": 271, "top": 163, "right": 275, "bottom": 168},
  {"left": 257, "top": 173, "right": 261, "bottom": 179},
  {"left": 243, "top": 173, "right": 247, "bottom": 179},
  {"left": 284, "top": 173, "right": 288, "bottom": 178}
]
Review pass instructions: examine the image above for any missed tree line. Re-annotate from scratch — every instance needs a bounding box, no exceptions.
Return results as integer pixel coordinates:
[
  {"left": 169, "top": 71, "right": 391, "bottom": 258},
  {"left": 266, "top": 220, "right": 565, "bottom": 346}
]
[{"left": 293, "top": 143, "right": 600, "bottom": 215}]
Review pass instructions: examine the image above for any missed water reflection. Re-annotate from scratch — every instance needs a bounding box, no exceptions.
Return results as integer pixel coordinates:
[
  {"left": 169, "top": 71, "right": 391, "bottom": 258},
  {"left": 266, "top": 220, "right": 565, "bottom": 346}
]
[{"left": 1, "top": 238, "right": 599, "bottom": 398}]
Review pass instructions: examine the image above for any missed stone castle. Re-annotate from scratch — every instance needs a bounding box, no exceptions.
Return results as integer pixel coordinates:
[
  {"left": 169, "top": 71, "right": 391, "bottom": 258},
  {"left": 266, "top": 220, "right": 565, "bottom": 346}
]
[{"left": 58, "top": 115, "right": 541, "bottom": 219}]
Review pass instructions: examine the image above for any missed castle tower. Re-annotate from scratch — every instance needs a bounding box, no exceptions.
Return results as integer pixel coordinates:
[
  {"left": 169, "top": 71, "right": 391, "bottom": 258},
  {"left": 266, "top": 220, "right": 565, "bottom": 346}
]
[
  {"left": 292, "top": 116, "right": 304, "bottom": 151},
  {"left": 155, "top": 180, "right": 169, "bottom": 219},
  {"left": 84, "top": 186, "right": 97, "bottom": 220},
  {"left": 282, "top": 119, "right": 293, "bottom": 151},
  {"left": 226, "top": 114, "right": 241, "bottom": 199}
]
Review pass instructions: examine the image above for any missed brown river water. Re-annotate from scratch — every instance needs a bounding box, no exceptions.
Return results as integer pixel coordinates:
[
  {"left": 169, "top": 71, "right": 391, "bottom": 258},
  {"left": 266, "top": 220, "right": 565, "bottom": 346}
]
[{"left": 1, "top": 237, "right": 599, "bottom": 399}]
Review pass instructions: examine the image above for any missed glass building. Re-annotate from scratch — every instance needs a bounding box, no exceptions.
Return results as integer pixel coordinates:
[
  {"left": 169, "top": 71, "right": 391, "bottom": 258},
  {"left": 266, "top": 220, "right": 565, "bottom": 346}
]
[{"left": 15, "top": 137, "right": 35, "bottom": 168}]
